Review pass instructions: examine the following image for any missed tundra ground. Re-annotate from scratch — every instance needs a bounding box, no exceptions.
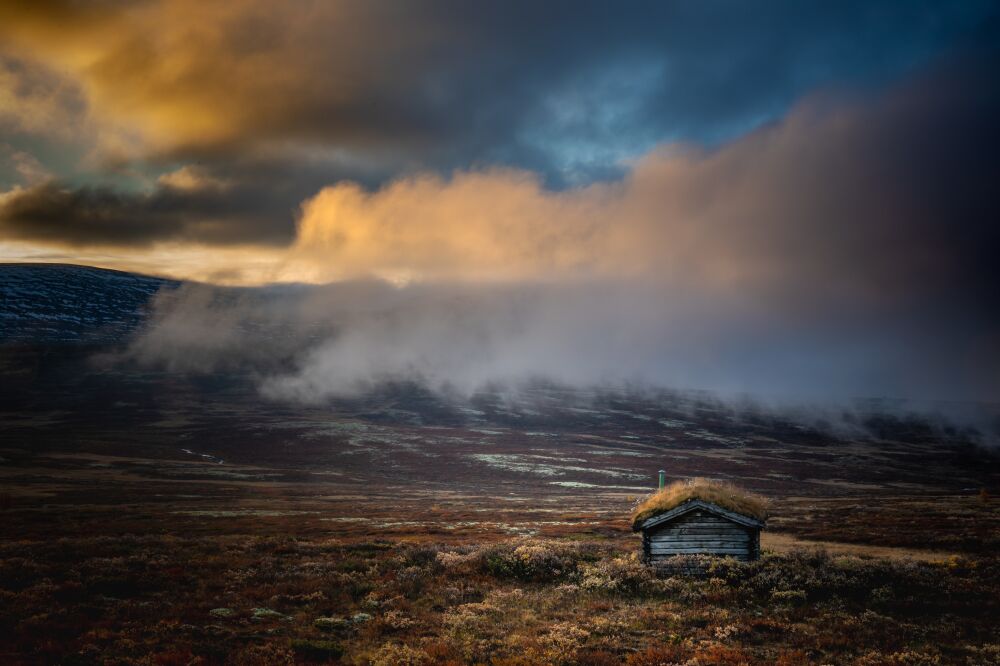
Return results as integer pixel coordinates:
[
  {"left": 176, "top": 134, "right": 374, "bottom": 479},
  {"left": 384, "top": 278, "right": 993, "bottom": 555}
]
[{"left": 1, "top": 350, "right": 998, "bottom": 663}]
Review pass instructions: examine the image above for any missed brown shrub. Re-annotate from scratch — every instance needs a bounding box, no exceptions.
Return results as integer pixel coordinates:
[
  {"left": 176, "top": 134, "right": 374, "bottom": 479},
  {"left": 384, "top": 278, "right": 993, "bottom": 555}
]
[
  {"left": 225, "top": 642, "right": 295, "bottom": 665},
  {"left": 575, "top": 650, "right": 622, "bottom": 666},
  {"left": 369, "top": 642, "right": 431, "bottom": 666},
  {"left": 691, "top": 644, "right": 756, "bottom": 665},
  {"left": 774, "top": 649, "right": 814, "bottom": 666},
  {"left": 625, "top": 644, "right": 692, "bottom": 665},
  {"left": 421, "top": 640, "right": 462, "bottom": 665},
  {"left": 481, "top": 541, "right": 576, "bottom": 582}
]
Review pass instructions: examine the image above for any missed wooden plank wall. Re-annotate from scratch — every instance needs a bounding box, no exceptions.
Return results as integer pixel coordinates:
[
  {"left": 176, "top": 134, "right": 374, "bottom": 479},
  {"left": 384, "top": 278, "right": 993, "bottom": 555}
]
[{"left": 643, "top": 509, "right": 757, "bottom": 562}]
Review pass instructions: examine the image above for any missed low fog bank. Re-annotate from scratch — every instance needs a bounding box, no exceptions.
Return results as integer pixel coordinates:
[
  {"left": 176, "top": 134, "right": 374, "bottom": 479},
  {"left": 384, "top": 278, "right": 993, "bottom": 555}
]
[
  {"left": 122, "top": 279, "right": 1000, "bottom": 445},
  {"left": 114, "top": 59, "right": 1000, "bottom": 446}
]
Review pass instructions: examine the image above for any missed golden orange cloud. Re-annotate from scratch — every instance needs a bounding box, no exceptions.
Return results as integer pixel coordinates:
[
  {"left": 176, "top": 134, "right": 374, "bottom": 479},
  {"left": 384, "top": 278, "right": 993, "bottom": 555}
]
[
  {"left": 0, "top": 1, "right": 448, "bottom": 158},
  {"left": 0, "top": 147, "right": 776, "bottom": 289},
  {"left": 0, "top": 237, "right": 287, "bottom": 286},
  {"left": 283, "top": 170, "right": 623, "bottom": 284}
]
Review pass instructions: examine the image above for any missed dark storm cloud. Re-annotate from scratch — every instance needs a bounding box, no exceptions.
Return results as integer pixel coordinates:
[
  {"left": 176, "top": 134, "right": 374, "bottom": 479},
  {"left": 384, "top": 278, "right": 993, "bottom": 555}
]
[
  {"left": 0, "top": 176, "right": 295, "bottom": 247},
  {"left": 2, "top": 1, "right": 997, "bottom": 180},
  {"left": 450, "top": 1, "right": 1000, "bottom": 183}
]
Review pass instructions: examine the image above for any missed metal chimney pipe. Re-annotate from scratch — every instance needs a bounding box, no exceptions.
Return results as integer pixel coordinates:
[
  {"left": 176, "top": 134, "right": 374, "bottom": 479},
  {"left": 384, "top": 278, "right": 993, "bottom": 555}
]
[{"left": 658, "top": 469, "right": 666, "bottom": 490}]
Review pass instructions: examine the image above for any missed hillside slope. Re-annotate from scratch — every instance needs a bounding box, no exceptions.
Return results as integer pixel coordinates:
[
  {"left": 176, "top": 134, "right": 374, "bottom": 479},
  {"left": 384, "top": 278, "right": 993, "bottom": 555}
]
[{"left": 0, "top": 263, "right": 174, "bottom": 344}]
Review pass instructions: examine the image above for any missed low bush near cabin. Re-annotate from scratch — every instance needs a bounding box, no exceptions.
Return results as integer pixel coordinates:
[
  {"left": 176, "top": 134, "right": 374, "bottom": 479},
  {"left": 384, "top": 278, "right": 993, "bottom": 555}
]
[
  {"left": 578, "top": 554, "right": 656, "bottom": 595},
  {"left": 482, "top": 541, "right": 576, "bottom": 582}
]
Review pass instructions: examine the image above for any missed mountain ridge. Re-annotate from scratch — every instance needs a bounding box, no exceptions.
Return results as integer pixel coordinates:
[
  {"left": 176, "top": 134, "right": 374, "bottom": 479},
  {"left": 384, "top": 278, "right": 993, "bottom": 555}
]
[{"left": 0, "top": 263, "right": 176, "bottom": 344}]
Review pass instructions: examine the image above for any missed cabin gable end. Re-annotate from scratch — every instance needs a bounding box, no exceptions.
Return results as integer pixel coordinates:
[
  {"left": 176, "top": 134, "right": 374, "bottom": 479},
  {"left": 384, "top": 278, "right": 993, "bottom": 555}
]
[{"left": 638, "top": 500, "right": 763, "bottom": 563}]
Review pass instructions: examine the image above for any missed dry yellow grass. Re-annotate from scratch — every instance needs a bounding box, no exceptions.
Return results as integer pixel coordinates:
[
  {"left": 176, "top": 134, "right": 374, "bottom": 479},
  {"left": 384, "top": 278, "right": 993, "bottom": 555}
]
[
  {"left": 761, "top": 532, "right": 956, "bottom": 562},
  {"left": 631, "top": 477, "right": 770, "bottom": 529}
]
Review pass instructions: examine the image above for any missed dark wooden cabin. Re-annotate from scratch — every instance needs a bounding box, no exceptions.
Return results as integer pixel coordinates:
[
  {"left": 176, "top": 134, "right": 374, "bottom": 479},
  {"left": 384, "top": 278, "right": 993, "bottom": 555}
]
[{"left": 634, "top": 499, "right": 764, "bottom": 563}]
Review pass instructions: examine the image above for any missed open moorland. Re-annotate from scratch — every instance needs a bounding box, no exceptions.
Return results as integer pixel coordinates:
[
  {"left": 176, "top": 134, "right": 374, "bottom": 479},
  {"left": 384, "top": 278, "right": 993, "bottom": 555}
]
[{"left": 2, "top": 340, "right": 999, "bottom": 665}]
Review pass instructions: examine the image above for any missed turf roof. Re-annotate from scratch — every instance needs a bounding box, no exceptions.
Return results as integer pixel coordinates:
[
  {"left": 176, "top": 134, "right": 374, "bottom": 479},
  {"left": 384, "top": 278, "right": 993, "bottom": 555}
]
[{"left": 631, "top": 477, "right": 769, "bottom": 530}]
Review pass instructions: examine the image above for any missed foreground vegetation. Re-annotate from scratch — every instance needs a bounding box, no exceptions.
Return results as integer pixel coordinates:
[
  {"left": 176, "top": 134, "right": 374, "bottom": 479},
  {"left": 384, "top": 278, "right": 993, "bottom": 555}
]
[
  {"left": 1, "top": 360, "right": 997, "bottom": 664},
  {"left": 1, "top": 534, "right": 997, "bottom": 665}
]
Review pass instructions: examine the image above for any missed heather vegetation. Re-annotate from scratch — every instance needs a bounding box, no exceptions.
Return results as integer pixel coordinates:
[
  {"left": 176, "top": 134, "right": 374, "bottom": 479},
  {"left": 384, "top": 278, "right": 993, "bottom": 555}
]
[
  {"left": 0, "top": 534, "right": 997, "bottom": 664},
  {"left": 1, "top": 346, "right": 998, "bottom": 663}
]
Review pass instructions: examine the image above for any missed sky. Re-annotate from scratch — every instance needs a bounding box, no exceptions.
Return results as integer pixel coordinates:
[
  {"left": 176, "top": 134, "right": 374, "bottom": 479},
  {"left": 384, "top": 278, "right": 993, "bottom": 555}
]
[{"left": 2, "top": 1, "right": 999, "bottom": 405}]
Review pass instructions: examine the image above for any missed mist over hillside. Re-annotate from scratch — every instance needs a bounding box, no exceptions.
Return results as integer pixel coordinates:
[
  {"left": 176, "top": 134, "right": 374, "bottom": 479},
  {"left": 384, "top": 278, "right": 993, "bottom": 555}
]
[{"left": 3, "top": 263, "right": 998, "bottom": 447}]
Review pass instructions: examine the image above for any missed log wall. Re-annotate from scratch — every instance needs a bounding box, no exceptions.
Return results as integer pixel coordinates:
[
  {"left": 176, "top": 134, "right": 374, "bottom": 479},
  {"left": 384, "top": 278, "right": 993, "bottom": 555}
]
[{"left": 642, "top": 508, "right": 759, "bottom": 562}]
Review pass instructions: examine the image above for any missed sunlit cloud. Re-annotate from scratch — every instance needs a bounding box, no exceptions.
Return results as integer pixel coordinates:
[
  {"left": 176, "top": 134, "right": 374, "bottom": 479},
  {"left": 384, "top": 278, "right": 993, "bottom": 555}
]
[
  {"left": 156, "top": 165, "right": 233, "bottom": 193},
  {"left": 0, "top": 238, "right": 286, "bottom": 286}
]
